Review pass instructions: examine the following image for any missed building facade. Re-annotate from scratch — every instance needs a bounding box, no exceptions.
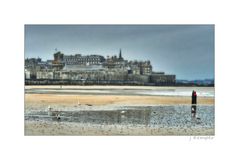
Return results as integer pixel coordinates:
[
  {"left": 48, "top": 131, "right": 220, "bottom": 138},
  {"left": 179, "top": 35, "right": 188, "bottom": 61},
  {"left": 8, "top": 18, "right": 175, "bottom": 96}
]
[{"left": 63, "top": 54, "right": 105, "bottom": 65}]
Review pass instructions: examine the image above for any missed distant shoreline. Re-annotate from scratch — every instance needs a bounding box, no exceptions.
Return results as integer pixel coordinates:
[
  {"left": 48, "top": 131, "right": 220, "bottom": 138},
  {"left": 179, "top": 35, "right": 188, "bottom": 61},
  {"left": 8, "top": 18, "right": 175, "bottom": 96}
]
[
  {"left": 25, "top": 85, "right": 214, "bottom": 88},
  {"left": 24, "top": 79, "right": 214, "bottom": 87}
]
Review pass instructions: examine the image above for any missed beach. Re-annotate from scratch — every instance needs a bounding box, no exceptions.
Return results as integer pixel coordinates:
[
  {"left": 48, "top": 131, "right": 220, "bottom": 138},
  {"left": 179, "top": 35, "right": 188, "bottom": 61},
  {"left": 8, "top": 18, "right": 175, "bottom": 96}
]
[{"left": 25, "top": 85, "right": 215, "bottom": 135}]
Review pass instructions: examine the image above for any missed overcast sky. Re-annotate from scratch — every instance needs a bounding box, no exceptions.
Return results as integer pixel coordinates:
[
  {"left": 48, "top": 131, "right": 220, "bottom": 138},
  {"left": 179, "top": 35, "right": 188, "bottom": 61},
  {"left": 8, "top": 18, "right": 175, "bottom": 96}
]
[{"left": 25, "top": 25, "right": 214, "bottom": 80}]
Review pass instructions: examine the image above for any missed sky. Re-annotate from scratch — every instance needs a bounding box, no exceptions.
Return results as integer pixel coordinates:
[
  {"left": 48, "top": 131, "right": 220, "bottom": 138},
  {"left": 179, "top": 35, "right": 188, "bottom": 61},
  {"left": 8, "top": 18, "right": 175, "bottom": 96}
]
[{"left": 25, "top": 25, "right": 214, "bottom": 80}]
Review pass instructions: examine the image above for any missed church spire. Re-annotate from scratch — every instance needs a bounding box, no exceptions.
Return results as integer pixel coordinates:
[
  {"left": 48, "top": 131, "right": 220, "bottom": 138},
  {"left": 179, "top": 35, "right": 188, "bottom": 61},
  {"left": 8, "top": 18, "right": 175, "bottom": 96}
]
[{"left": 119, "top": 48, "right": 122, "bottom": 59}]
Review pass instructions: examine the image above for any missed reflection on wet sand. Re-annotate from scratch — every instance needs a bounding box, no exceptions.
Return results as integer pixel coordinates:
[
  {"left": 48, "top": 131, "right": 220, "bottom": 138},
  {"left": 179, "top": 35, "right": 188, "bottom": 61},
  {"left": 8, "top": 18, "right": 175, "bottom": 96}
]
[{"left": 25, "top": 106, "right": 214, "bottom": 135}]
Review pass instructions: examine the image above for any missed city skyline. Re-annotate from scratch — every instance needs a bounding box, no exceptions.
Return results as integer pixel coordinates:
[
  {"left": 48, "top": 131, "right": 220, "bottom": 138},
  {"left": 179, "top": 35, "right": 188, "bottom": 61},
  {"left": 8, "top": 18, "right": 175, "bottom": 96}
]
[{"left": 25, "top": 25, "right": 214, "bottom": 80}]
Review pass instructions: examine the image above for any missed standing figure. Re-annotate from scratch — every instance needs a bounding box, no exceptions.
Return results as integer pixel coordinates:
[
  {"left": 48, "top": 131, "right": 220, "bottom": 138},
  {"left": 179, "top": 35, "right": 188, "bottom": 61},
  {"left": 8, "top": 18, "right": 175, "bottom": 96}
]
[{"left": 191, "top": 90, "right": 197, "bottom": 118}]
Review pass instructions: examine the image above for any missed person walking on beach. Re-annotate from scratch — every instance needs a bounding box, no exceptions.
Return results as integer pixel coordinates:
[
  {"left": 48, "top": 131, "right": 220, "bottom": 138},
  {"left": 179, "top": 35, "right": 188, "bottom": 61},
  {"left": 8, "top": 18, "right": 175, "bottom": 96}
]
[{"left": 191, "top": 90, "right": 197, "bottom": 118}]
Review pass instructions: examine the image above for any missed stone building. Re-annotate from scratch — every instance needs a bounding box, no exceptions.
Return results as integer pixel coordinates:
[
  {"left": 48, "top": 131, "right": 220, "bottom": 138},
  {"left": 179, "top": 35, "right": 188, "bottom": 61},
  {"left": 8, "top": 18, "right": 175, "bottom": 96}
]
[
  {"left": 104, "top": 50, "right": 126, "bottom": 69},
  {"left": 127, "top": 60, "right": 152, "bottom": 75},
  {"left": 25, "top": 69, "right": 30, "bottom": 79},
  {"left": 53, "top": 51, "right": 64, "bottom": 63},
  {"left": 139, "top": 61, "right": 152, "bottom": 75},
  {"left": 25, "top": 49, "right": 176, "bottom": 85},
  {"left": 25, "top": 59, "right": 40, "bottom": 79},
  {"left": 25, "top": 58, "right": 42, "bottom": 68},
  {"left": 36, "top": 70, "right": 54, "bottom": 79}
]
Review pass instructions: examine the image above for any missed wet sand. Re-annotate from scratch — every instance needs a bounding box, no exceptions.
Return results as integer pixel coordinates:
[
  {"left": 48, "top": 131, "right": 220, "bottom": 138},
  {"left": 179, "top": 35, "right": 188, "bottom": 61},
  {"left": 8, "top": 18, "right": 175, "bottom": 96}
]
[{"left": 25, "top": 94, "right": 214, "bottom": 109}]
